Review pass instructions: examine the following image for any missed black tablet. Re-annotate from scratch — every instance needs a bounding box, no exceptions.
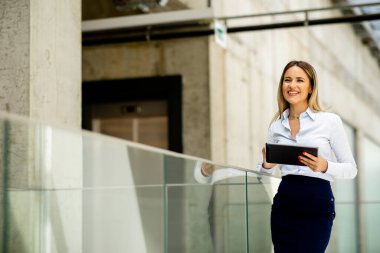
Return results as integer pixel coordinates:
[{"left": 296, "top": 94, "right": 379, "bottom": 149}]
[{"left": 265, "top": 143, "right": 318, "bottom": 166}]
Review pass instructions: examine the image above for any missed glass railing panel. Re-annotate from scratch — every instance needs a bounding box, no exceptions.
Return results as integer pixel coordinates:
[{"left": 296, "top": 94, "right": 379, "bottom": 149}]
[
  {"left": 1, "top": 117, "right": 84, "bottom": 253},
  {"left": 83, "top": 185, "right": 159, "bottom": 253},
  {"left": 4, "top": 188, "right": 84, "bottom": 253},
  {"left": 83, "top": 136, "right": 166, "bottom": 253},
  {"left": 363, "top": 202, "right": 380, "bottom": 252},
  {"left": 3, "top": 189, "right": 39, "bottom": 252},
  {"left": 0, "top": 114, "right": 168, "bottom": 253},
  {"left": 326, "top": 201, "right": 358, "bottom": 253},
  {"left": 163, "top": 158, "right": 250, "bottom": 253},
  {"left": 164, "top": 158, "right": 213, "bottom": 253},
  {"left": 3, "top": 112, "right": 374, "bottom": 253},
  {"left": 210, "top": 175, "right": 247, "bottom": 253},
  {"left": 361, "top": 137, "right": 380, "bottom": 252},
  {"left": 83, "top": 135, "right": 165, "bottom": 188},
  {"left": 327, "top": 179, "right": 359, "bottom": 253},
  {"left": 0, "top": 120, "right": 83, "bottom": 191},
  {"left": 247, "top": 174, "right": 279, "bottom": 253}
]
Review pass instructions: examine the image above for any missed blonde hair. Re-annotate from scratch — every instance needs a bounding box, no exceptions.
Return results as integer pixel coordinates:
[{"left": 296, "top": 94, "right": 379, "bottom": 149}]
[{"left": 270, "top": 60, "right": 323, "bottom": 125}]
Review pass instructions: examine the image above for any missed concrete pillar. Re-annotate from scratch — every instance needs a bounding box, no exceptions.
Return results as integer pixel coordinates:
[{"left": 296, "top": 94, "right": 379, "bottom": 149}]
[
  {"left": 0, "top": 0, "right": 81, "bottom": 128},
  {"left": 0, "top": 1, "right": 82, "bottom": 252}
]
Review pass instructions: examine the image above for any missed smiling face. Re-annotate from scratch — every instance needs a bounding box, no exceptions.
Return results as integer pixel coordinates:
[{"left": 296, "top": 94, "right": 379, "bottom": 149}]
[{"left": 281, "top": 66, "right": 312, "bottom": 108}]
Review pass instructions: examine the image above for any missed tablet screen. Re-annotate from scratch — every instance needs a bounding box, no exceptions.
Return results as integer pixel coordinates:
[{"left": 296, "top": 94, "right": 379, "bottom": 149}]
[{"left": 266, "top": 143, "right": 318, "bottom": 166}]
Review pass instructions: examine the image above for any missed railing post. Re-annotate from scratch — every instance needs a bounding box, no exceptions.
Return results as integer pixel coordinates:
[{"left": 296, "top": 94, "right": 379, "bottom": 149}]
[
  {"left": 1, "top": 120, "right": 10, "bottom": 253},
  {"left": 164, "top": 156, "right": 168, "bottom": 253},
  {"left": 245, "top": 171, "right": 249, "bottom": 253}
]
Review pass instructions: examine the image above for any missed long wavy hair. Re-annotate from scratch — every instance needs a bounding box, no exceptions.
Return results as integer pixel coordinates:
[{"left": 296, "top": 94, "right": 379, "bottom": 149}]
[{"left": 270, "top": 60, "right": 323, "bottom": 124}]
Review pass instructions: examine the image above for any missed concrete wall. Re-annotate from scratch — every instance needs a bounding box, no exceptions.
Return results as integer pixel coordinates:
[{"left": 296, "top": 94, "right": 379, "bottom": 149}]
[
  {"left": 0, "top": 0, "right": 81, "bottom": 128},
  {"left": 0, "top": 0, "right": 30, "bottom": 115},
  {"left": 83, "top": 38, "right": 211, "bottom": 159},
  {"left": 29, "top": 0, "right": 82, "bottom": 128}
]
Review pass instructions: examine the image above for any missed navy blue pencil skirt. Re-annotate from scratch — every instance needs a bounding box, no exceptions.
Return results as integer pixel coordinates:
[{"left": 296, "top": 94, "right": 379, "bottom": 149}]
[{"left": 271, "top": 175, "right": 335, "bottom": 253}]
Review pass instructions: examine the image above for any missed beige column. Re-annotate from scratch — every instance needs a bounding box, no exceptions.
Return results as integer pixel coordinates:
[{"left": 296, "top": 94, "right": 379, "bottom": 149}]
[
  {"left": 0, "top": 1, "right": 82, "bottom": 252},
  {"left": 0, "top": 0, "right": 81, "bottom": 128}
]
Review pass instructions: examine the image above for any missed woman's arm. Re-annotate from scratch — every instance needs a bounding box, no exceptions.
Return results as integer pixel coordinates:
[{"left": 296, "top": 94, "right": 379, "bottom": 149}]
[
  {"left": 325, "top": 115, "right": 358, "bottom": 179},
  {"left": 256, "top": 125, "right": 277, "bottom": 174}
]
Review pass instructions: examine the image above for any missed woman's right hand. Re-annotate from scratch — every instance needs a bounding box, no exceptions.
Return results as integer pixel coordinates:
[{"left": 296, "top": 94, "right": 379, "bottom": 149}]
[{"left": 262, "top": 147, "right": 276, "bottom": 169}]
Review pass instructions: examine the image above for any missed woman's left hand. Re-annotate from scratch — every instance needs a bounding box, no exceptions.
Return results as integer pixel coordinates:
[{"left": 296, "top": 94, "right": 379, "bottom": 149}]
[{"left": 298, "top": 152, "right": 328, "bottom": 173}]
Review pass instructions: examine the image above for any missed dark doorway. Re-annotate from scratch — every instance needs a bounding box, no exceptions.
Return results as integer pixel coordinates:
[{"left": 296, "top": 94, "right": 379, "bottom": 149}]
[{"left": 82, "top": 75, "right": 183, "bottom": 153}]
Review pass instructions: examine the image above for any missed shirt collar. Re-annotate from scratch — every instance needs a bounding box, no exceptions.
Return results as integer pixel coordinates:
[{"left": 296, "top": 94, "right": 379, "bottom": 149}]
[
  {"left": 281, "top": 109, "right": 290, "bottom": 120},
  {"left": 281, "top": 107, "right": 316, "bottom": 121},
  {"left": 305, "top": 107, "right": 316, "bottom": 121}
]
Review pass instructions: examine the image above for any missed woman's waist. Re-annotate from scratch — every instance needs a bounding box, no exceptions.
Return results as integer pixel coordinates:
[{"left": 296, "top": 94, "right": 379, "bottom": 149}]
[
  {"left": 278, "top": 175, "right": 333, "bottom": 198},
  {"left": 282, "top": 174, "right": 330, "bottom": 185},
  {"left": 280, "top": 165, "right": 334, "bottom": 182}
]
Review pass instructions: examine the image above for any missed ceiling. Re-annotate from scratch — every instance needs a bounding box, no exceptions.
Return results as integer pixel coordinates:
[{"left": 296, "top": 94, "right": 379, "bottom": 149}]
[
  {"left": 334, "top": 0, "right": 380, "bottom": 64},
  {"left": 82, "top": 0, "right": 189, "bottom": 20},
  {"left": 82, "top": 0, "right": 380, "bottom": 62}
]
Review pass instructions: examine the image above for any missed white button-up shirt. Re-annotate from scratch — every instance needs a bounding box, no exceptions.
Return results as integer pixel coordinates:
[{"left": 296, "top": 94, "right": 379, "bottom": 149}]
[{"left": 256, "top": 108, "right": 357, "bottom": 182}]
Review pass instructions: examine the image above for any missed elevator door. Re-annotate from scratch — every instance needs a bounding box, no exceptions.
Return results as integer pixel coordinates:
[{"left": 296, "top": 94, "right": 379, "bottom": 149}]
[
  {"left": 82, "top": 75, "right": 182, "bottom": 152},
  {"left": 90, "top": 100, "right": 168, "bottom": 149}
]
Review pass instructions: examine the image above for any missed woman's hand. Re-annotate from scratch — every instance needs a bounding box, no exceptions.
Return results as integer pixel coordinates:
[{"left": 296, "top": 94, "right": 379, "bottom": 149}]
[
  {"left": 298, "top": 152, "right": 328, "bottom": 173},
  {"left": 262, "top": 147, "right": 276, "bottom": 169}
]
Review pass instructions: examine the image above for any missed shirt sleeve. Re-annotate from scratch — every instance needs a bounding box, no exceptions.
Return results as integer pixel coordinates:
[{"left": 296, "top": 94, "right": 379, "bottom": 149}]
[
  {"left": 325, "top": 115, "right": 358, "bottom": 179},
  {"left": 194, "top": 160, "right": 212, "bottom": 184},
  {"left": 256, "top": 124, "right": 276, "bottom": 174}
]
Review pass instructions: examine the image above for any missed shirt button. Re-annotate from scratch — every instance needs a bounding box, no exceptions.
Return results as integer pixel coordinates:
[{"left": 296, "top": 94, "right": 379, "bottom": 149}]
[{"left": 299, "top": 170, "right": 305, "bottom": 175}]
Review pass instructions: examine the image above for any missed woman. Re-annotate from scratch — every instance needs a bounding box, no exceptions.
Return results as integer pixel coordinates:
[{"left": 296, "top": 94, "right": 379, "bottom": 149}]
[{"left": 257, "top": 60, "right": 357, "bottom": 253}]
